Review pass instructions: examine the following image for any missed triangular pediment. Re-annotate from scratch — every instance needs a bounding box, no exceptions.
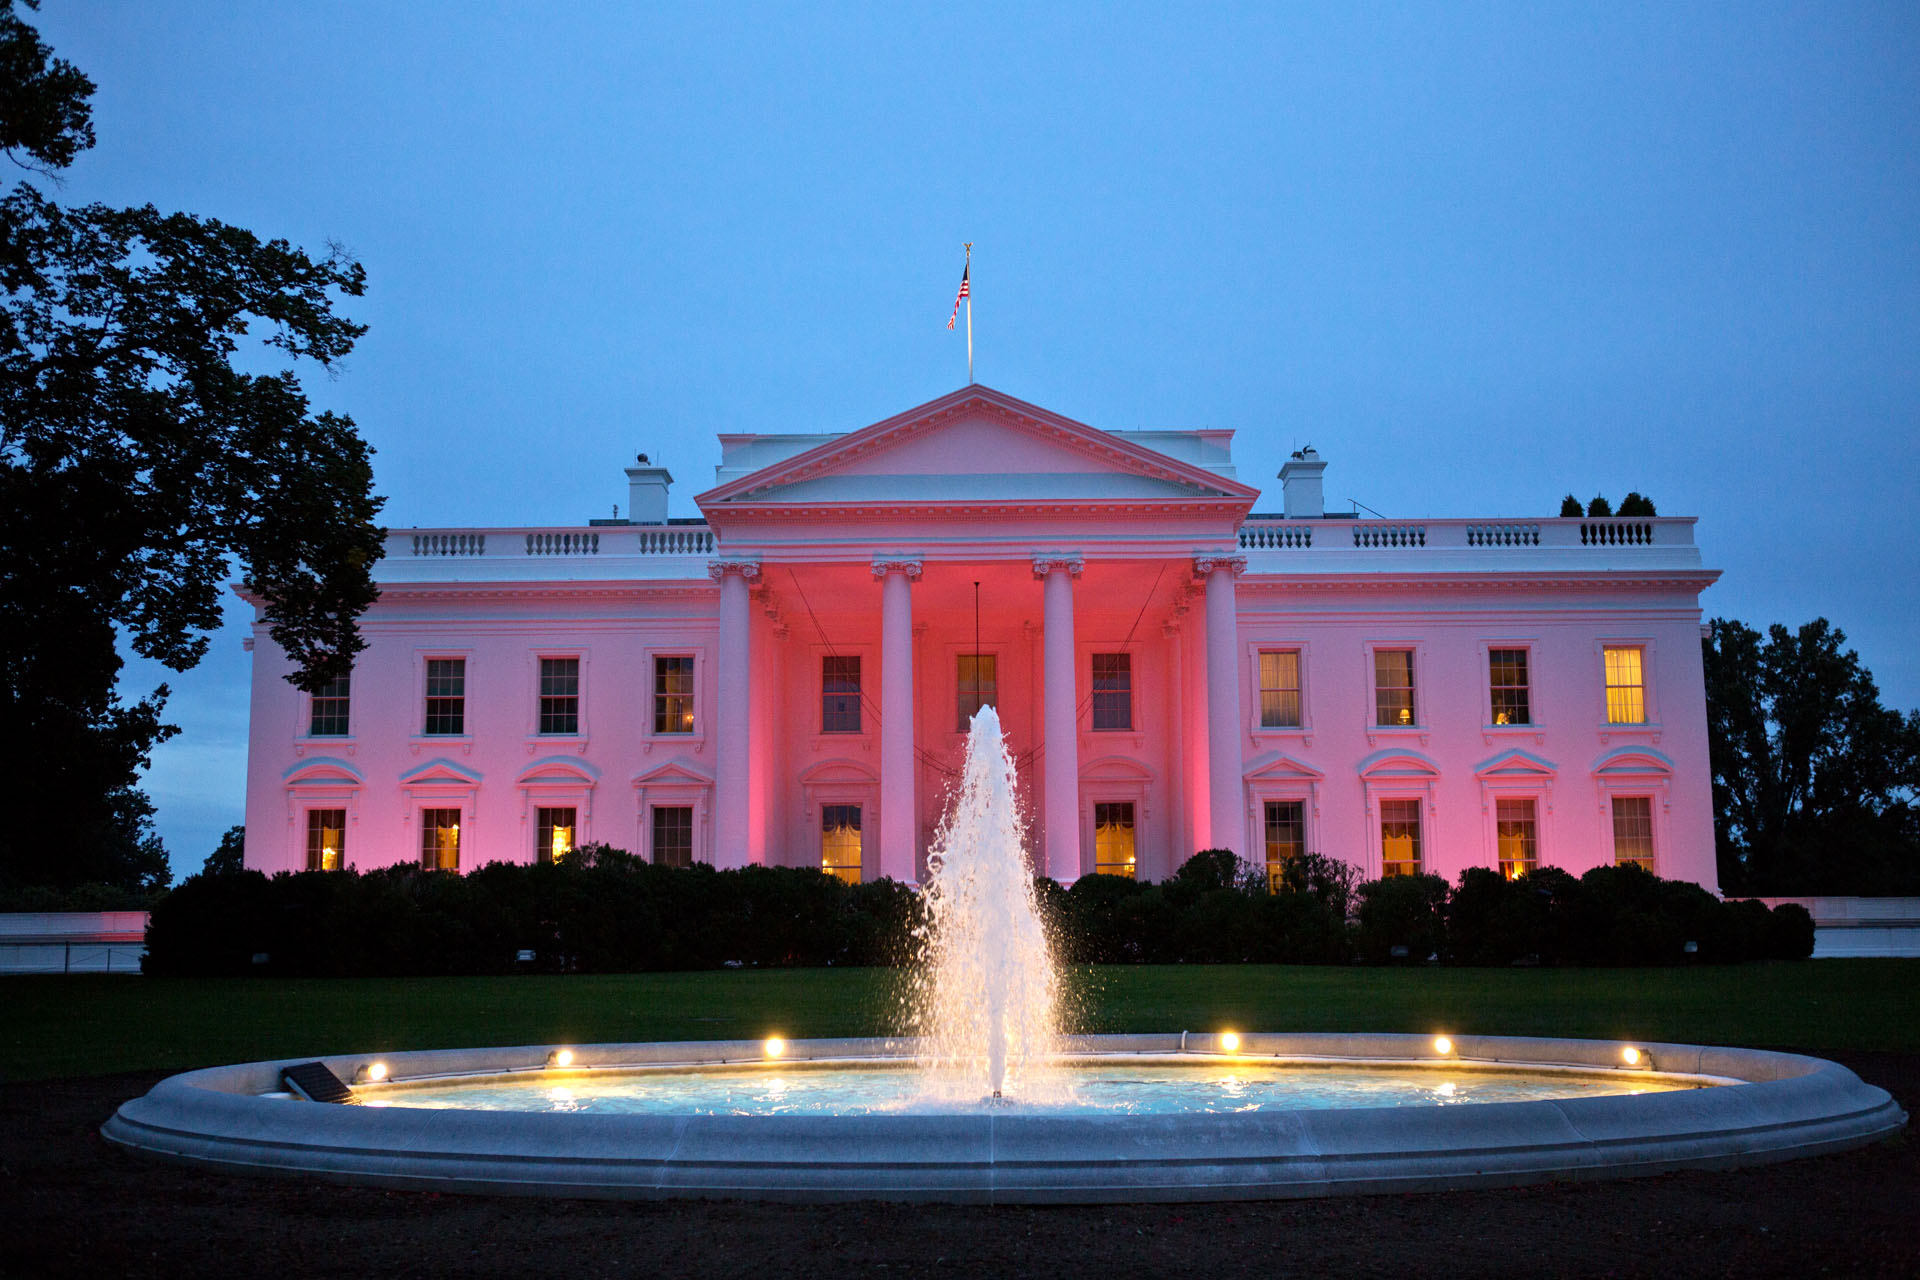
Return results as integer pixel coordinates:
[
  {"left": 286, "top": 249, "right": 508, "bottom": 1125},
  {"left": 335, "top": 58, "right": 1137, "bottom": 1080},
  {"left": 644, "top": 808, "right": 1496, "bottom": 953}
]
[
  {"left": 1243, "top": 750, "right": 1325, "bottom": 782},
  {"left": 696, "top": 385, "right": 1259, "bottom": 512},
  {"left": 1473, "top": 749, "right": 1559, "bottom": 781}
]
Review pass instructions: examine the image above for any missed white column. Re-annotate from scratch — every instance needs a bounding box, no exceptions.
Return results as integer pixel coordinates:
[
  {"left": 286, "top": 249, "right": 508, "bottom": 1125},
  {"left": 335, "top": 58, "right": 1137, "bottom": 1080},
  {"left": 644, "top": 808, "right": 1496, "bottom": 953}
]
[
  {"left": 1036, "top": 555, "right": 1084, "bottom": 883},
  {"left": 1200, "top": 555, "right": 1246, "bottom": 855},
  {"left": 874, "top": 557, "right": 922, "bottom": 884},
  {"left": 710, "top": 559, "right": 758, "bottom": 868}
]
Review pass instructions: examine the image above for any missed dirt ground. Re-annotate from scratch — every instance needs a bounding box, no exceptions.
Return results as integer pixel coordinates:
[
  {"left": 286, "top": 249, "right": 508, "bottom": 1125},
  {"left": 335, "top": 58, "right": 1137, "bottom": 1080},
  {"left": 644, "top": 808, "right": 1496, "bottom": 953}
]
[{"left": 2, "top": 1054, "right": 1913, "bottom": 1280}]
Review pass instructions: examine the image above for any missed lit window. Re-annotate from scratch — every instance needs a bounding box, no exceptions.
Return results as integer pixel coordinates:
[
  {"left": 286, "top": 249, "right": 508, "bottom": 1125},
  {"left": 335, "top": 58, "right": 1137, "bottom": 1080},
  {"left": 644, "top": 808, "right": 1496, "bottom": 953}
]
[
  {"left": 536, "top": 806, "right": 576, "bottom": 864},
  {"left": 1612, "top": 796, "right": 1655, "bottom": 870},
  {"left": 1374, "top": 650, "right": 1416, "bottom": 726},
  {"left": 1259, "top": 650, "right": 1302, "bottom": 728},
  {"left": 1604, "top": 647, "right": 1646, "bottom": 724},
  {"left": 821, "top": 805, "right": 862, "bottom": 884},
  {"left": 420, "top": 808, "right": 460, "bottom": 870},
  {"left": 306, "top": 809, "right": 345, "bottom": 871},
  {"left": 1264, "top": 800, "right": 1304, "bottom": 891},
  {"left": 1488, "top": 649, "right": 1531, "bottom": 726},
  {"left": 956, "top": 654, "right": 997, "bottom": 731},
  {"left": 1495, "top": 797, "right": 1537, "bottom": 878},
  {"left": 653, "top": 656, "right": 695, "bottom": 734},
  {"left": 651, "top": 805, "right": 693, "bottom": 868},
  {"left": 538, "top": 658, "right": 580, "bottom": 735},
  {"left": 822, "top": 656, "right": 861, "bottom": 733},
  {"left": 1091, "top": 653, "right": 1132, "bottom": 730},
  {"left": 309, "top": 672, "right": 350, "bottom": 737},
  {"left": 424, "top": 659, "right": 465, "bottom": 735},
  {"left": 1094, "top": 802, "right": 1136, "bottom": 878},
  {"left": 1380, "top": 798, "right": 1422, "bottom": 876}
]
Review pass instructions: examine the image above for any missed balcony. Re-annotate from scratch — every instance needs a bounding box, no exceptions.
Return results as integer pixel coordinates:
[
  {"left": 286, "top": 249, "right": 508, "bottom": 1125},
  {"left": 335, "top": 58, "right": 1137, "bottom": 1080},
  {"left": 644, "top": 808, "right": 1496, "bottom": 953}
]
[
  {"left": 1237, "top": 516, "right": 1706, "bottom": 577},
  {"left": 379, "top": 524, "right": 717, "bottom": 584}
]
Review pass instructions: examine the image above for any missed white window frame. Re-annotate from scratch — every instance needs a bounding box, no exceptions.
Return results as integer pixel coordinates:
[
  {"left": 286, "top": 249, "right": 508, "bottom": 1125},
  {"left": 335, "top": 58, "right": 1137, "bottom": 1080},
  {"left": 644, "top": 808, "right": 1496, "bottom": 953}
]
[
  {"left": 297, "top": 665, "right": 356, "bottom": 749},
  {"left": 814, "top": 644, "right": 875, "bottom": 742},
  {"left": 411, "top": 649, "right": 475, "bottom": 750},
  {"left": 643, "top": 646, "right": 706, "bottom": 747},
  {"left": 1246, "top": 640, "right": 1314, "bottom": 741},
  {"left": 1478, "top": 639, "right": 1546, "bottom": 743},
  {"left": 1361, "top": 639, "right": 1431, "bottom": 746},
  {"left": 528, "top": 648, "right": 590, "bottom": 745},
  {"left": 1595, "top": 637, "right": 1660, "bottom": 738}
]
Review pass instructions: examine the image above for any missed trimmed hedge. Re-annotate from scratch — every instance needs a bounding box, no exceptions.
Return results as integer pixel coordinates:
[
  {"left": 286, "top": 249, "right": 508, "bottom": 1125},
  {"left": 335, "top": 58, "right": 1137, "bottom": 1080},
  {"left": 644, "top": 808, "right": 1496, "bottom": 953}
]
[
  {"left": 142, "top": 847, "right": 1816, "bottom": 977},
  {"left": 143, "top": 845, "right": 923, "bottom": 977}
]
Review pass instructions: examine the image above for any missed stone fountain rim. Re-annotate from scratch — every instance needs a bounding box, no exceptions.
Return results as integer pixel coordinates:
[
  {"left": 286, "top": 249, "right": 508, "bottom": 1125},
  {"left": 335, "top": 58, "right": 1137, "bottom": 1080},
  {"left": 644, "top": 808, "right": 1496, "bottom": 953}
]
[{"left": 101, "top": 1031, "right": 1907, "bottom": 1204}]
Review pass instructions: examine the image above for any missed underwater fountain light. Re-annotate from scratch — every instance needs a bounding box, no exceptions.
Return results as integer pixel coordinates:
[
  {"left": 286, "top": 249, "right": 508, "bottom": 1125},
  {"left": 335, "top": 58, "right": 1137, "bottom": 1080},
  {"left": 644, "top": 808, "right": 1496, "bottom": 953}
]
[
  {"left": 546, "top": 1049, "right": 575, "bottom": 1069},
  {"left": 764, "top": 1036, "right": 786, "bottom": 1059},
  {"left": 1433, "top": 1036, "right": 1455, "bottom": 1056},
  {"left": 352, "top": 1062, "right": 389, "bottom": 1084},
  {"left": 1622, "top": 1046, "right": 1643, "bottom": 1067},
  {"left": 1219, "top": 1031, "right": 1241, "bottom": 1053}
]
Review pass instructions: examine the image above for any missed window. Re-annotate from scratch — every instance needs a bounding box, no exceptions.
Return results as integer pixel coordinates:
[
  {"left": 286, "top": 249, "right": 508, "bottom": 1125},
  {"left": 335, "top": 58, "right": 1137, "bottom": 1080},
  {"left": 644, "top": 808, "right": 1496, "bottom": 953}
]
[
  {"left": 956, "top": 654, "right": 997, "bottom": 731},
  {"left": 1380, "top": 798, "right": 1422, "bottom": 876},
  {"left": 1612, "top": 796, "right": 1655, "bottom": 870},
  {"left": 420, "top": 808, "right": 460, "bottom": 870},
  {"left": 1489, "top": 649, "right": 1531, "bottom": 726},
  {"left": 1604, "top": 647, "right": 1646, "bottom": 724},
  {"left": 822, "top": 656, "right": 862, "bottom": 733},
  {"left": 1495, "top": 797, "right": 1537, "bottom": 879},
  {"left": 821, "top": 804, "right": 862, "bottom": 884},
  {"left": 651, "top": 805, "right": 693, "bottom": 869},
  {"left": 538, "top": 658, "right": 580, "bottom": 735},
  {"left": 1259, "top": 650, "right": 1302, "bottom": 728},
  {"left": 309, "top": 672, "right": 350, "bottom": 737},
  {"left": 306, "top": 809, "right": 345, "bottom": 871},
  {"left": 424, "top": 659, "right": 466, "bottom": 735},
  {"left": 653, "top": 656, "right": 695, "bottom": 734},
  {"left": 536, "top": 806, "right": 576, "bottom": 864},
  {"left": 1374, "top": 650, "right": 1416, "bottom": 726},
  {"left": 1093, "top": 802, "right": 1136, "bottom": 878},
  {"left": 1091, "top": 653, "right": 1132, "bottom": 730},
  {"left": 1263, "top": 800, "right": 1304, "bottom": 891}
]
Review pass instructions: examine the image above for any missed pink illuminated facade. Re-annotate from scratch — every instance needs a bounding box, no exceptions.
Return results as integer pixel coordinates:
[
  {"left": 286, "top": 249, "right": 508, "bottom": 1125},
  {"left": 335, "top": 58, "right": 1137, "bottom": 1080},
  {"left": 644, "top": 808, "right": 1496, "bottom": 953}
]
[{"left": 242, "top": 386, "right": 1722, "bottom": 891}]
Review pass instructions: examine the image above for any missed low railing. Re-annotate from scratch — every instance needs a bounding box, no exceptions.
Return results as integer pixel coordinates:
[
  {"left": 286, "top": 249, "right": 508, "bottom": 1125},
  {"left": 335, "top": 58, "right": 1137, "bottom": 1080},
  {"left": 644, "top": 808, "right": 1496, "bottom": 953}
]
[
  {"left": 1239, "top": 516, "right": 1691, "bottom": 553},
  {"left": 398, "top": 525, "right": 714, "bottom": 559}
]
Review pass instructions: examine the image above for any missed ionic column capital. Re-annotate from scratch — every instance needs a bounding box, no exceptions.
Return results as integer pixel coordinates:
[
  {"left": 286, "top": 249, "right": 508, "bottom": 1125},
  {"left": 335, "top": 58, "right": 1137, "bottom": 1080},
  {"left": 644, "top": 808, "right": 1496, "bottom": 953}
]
[
  {"left": 1192, "top": 554, "right": 1247, "bottom": 580},
  {"left": 870, "top": 556, "right": 924, "bottom": 580},
  {"left": 1031, "top": 553, "right": 1085, "bottom": 579},
  {"left": 707, "top": 558, "right": 762, "bottom": 583}
]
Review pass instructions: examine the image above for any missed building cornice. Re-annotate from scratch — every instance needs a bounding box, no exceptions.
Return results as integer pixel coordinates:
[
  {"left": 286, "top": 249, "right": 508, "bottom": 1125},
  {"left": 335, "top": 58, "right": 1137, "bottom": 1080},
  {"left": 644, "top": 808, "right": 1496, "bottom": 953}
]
[{"left": 1237, "top": 570, "right": 1722, "bottom": 594}]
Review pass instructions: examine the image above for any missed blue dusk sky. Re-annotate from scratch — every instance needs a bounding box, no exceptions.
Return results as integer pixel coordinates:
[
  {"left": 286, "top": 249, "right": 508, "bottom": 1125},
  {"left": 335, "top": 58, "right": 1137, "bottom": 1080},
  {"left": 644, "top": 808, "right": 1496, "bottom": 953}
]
[{"left": 28, "top": 2, "right": 1920, "bottom": 877}]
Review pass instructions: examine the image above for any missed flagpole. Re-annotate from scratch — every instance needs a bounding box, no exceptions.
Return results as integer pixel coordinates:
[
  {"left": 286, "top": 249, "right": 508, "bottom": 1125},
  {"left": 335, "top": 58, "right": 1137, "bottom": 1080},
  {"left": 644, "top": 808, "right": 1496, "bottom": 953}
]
[{"left": 964, "top": 242, "right": 973, "bottom": 384}]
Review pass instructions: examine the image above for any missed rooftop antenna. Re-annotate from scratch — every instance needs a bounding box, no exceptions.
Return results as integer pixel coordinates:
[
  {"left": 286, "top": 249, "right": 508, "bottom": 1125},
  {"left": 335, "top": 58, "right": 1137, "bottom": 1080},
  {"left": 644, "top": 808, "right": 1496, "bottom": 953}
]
[{"left": 1349, "top": 497, "right": 1388, "bottom": 519}]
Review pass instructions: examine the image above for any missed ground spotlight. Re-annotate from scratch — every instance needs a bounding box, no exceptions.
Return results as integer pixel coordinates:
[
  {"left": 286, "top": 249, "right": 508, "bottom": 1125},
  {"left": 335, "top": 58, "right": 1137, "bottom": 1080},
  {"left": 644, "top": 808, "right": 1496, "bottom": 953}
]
[
  {"left": 1433, "top": 1036, "right": 1455, "bottom": 1056},
  {"left": 764, "top": 1036, "right": 787, "bottom": 1059},
  {"left": 1219, "top": 1031, "right": 1241, "bottom": 1053},
  {"left": 546, "top": 1048, "right": 575, "bottom": 1069}
]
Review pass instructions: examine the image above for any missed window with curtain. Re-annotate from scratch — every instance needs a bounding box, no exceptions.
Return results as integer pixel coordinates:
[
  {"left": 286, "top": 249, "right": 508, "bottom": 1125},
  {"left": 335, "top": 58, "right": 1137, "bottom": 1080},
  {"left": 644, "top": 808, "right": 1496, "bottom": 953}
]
[
  {"left": 1374, "top": 650, "right": 1416, "bottom": 726},
  {"left": 306, "top": 809, "right": 345, "bottom": 871},
  {"left": 1379, "top": 798, "right": 1422, "bottom": 876},
  {"left": 1611, "top": 796, "right": 1655, "bottom": 870},
  {"left": 821, "top": 804, "right": 863, "bottom": 884},
  {"left": 1488, "top": 649, "right": 1531, "bottom": 725},
  {"left": 1495, "top": 797, "right": 1537, "bottom": 878},
  {"left": 420, "top": 808, "right": 460, "bottom": 870},
  {"left": 653, "top": 655, "right": 695, "bottom": 734},
  {"left": 1604, "top": 647, "right": 1646, "bottom": 724},
  {"left": 1093, "top": 802, "right": 1136, "bottom": 879},
  {"left": 1263, "top": 800, "right": 1304, "bottom": 891},
  {"left": 1259, "top": 650, "right": 1301, "bottom": 727},
  {"left": 536, "top": 806, "right": 576, "bottom": 863}
]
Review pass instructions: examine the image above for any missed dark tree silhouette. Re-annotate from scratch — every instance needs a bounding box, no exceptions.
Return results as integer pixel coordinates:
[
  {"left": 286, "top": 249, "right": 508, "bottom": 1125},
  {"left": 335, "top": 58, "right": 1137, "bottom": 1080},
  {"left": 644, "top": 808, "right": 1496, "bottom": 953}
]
[{"left": 0, "top": 1, "right": 384, "bottom": 889}]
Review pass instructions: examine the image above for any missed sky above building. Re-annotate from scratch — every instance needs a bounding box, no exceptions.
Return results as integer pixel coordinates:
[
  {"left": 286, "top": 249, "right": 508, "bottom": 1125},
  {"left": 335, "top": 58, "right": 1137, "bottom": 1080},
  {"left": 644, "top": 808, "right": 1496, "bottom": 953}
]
[{"left": 31, "top": 1, "right": 1920, "bottom": 877}]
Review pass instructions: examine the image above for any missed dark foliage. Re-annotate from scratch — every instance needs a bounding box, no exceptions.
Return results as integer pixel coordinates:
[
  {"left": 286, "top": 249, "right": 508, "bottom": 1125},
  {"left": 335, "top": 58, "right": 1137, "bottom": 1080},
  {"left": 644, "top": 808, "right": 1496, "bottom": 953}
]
[
  {"left": 1354, "top": 873, "right": 1449, "bottom": 963},
  {"left": 1586, "top": 494, "right": 1613, "bottom": 517},
  {"left": 1704, "top": 617, "right": 1920, "bottom": 894},
  {"left": 202, "top": 825, "right": 245, "bottom": 877},
  {"left": 1618, "top": 491, "right": 1657, "bottom": 517},
  {"left": 144, "top": 849, "right": 925, "bottom": 978},
  {"left": 0, "top": 3, "right": 384, "bottom": 891},
  {"left": 1559, "top": 494, "right": 1583, "bottom": 517}
]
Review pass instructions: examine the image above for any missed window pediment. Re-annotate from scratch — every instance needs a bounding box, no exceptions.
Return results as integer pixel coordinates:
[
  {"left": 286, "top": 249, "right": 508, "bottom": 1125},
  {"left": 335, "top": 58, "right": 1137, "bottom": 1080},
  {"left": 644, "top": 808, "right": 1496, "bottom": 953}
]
[
  {"left": 1081, "top": 754, "right": 1154, "bottom": 783},
  {"left": 283, "top": 758, "right": 363, "bottom": 787},
  {"left": 631, "top": 759, "right": 715, "bottom": 788},
  {"left": 1357, "top": 747, "right": 1441, "bottom": 780},
  {"left": 1473, "top": 749, "right": 1558, "bottom": 781},
  {"left": 1242, "top": 750, "right": 1325, "bottom": 783},
  {"left": 1591, "top": 746, "right": 1675, "bottom": 778},
  {"left": 798, "top": 758, "right": 879, "bottom": 787},
  {"left": 398, "top": 758, "right": 483, "bottom": 787},
  {"left": 517, "top": 757, "right": 599, "bottom": 786}
]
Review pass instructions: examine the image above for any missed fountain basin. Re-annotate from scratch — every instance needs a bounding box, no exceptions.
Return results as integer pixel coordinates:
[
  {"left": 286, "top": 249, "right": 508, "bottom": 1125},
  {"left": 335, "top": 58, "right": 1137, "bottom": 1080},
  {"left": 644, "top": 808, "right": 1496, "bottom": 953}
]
[{"left": 102, "top": 1032, "right": 1905, "bottom": 1203}]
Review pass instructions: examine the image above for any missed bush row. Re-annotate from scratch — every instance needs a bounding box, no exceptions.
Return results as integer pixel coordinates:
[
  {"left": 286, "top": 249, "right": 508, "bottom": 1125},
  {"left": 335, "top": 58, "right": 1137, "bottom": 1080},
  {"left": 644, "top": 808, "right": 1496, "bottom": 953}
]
[{"left": 142, "top": 846, "right": 1814, "bottom": 977}]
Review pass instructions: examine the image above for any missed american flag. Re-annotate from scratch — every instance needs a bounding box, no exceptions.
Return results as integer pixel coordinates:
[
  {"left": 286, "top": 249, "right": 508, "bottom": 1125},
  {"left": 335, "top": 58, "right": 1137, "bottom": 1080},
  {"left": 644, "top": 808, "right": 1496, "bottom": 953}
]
[{"left": 947, "top": 263, "right": 969, "bottom": 329}]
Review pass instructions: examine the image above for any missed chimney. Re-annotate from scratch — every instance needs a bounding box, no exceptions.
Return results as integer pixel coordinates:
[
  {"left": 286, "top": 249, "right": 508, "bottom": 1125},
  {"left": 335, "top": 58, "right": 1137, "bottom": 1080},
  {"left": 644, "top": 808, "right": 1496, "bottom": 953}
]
[
  {"left": 625, "top": 454, "right": 673, "bottom": 525},
  {"left": 1279, "top": 446, "right": 1326, "bottom": 518}
]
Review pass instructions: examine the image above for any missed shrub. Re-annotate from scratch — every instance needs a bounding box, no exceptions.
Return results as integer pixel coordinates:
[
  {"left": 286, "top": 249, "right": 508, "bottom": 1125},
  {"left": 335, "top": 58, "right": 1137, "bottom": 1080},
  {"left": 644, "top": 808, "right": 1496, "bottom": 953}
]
[{"left": 1355, "top": 874, "right": 1449, "bottom": 964}]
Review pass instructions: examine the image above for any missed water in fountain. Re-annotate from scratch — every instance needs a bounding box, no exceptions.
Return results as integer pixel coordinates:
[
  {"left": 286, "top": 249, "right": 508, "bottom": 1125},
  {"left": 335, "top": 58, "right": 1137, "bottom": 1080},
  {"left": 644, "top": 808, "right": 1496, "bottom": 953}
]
[{"left": 908, "top": 704, "right": 1066, "bottom": 1104}]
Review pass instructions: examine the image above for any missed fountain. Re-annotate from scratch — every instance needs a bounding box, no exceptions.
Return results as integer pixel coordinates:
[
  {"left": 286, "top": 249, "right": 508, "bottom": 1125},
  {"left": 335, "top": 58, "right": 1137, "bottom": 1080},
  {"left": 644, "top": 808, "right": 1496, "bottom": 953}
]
[
  {"left": 102, "top": 711, "right": 1905, "bottom": 1200},
  {"left": 909, "top": 706, "right": 1063, "bottom": 1105}
]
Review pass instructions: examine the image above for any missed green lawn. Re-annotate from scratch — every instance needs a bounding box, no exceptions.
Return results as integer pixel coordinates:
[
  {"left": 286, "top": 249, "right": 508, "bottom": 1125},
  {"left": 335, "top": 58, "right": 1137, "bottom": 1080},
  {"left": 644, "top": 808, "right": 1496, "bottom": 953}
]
[{"left": 5, "top": 960, "right": 1918, "bottom": 1084}]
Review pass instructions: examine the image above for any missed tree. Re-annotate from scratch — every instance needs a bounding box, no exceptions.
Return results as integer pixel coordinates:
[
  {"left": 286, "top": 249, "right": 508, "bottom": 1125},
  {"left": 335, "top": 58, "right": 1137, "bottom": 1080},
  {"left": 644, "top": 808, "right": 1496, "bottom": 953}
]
[
  {"left": 202, "top": 824, "right": 245, "bottom": 876},
  {"left": 1559, "top": 494, "right": 1583, "bottom": 517},
  {"left": 1704, "top": 618, "right": 1920, "bottom": 894},
  {"left": 0, "top": 2, "right": 384, "bottom": 889},
  {"left": 1618, "top": 492, "right": 1657, "bottom": 517},
  {"left": 1585, "top": 494, "right": 1613, "bottom": 517}
]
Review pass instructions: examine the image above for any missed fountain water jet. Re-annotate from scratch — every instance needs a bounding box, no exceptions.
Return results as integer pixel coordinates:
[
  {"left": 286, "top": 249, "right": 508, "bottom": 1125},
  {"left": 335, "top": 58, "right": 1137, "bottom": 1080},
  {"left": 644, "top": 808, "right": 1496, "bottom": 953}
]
[{"left": 908, "top": 705, "right": 1064, "bottom": 1103}]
